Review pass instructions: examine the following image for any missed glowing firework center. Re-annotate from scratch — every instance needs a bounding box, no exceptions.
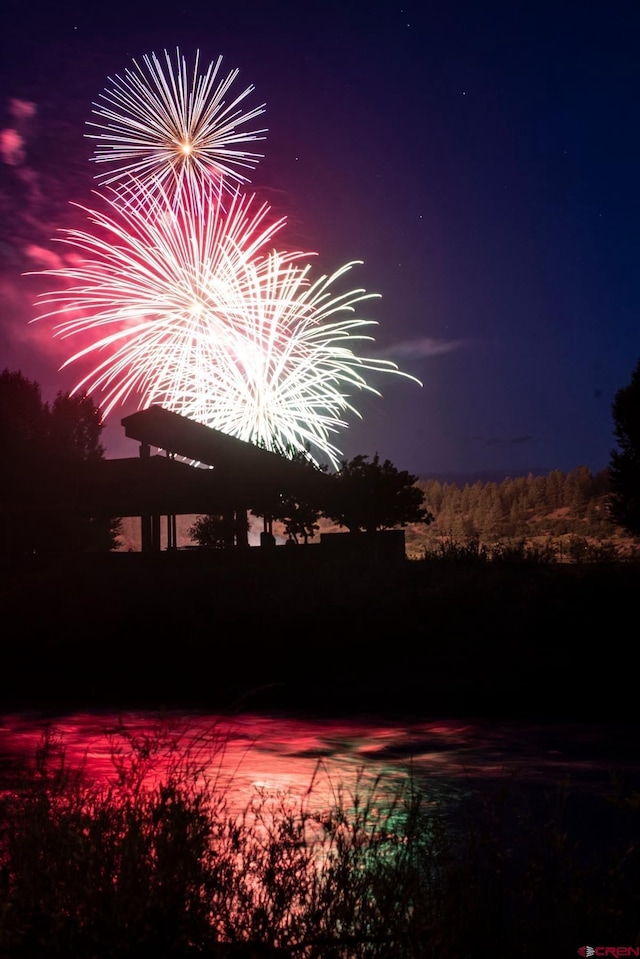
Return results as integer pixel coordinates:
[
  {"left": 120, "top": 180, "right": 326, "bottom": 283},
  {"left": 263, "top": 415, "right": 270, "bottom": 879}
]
[{"left": 32, "top": 47, "right": 420, "bottom": 469}]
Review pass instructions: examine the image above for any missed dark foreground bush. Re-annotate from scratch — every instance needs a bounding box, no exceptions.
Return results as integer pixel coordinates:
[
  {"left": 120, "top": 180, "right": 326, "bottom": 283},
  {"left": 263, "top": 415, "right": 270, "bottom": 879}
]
[{"left": 1, "top": 722, "right": 639, "bottom": 957}]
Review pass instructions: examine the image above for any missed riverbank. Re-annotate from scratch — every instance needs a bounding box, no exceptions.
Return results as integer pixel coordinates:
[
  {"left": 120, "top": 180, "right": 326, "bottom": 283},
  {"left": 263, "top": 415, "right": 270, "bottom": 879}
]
[
  {"left": 1, "top": 551, "right": 635, "bottom": 721},
  {"left": 3, "top": 707, "right": 638, "bottom": 959}
]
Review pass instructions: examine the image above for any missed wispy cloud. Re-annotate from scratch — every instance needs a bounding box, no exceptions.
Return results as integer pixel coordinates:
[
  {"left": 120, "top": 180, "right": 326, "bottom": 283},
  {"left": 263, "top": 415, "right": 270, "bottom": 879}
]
[
  {"left": 376, "top": 337, "right": 467, "bottom": 359},
  {"left": 0, "top": 128, "right": 25, "bottom": 166},
  {"left": 24, "top": 244, "right": 66, "bottom": 270},
  {"left": 0, "top": 99, "right": 36, "bottom": 166},
  {"left": 10, "top": 99, "right": 37, "bottom": 122}
]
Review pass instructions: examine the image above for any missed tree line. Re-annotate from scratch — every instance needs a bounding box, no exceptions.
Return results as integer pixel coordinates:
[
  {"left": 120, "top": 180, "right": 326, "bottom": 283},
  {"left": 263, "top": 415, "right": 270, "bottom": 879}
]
[
  {"left": 415, "top": 466, "right": 615, "bottom": 543},
  {"left": 0, "top": 368, "right": 121, "bottom": 552}
]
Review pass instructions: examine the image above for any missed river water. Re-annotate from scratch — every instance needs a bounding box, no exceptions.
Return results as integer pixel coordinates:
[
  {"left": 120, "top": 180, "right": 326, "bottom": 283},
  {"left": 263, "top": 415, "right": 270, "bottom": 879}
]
[
  {"left": 1, "top": 710, "right": 638, "bottom": 820},
  {"left": 1, "top": 709, "right": 638, "bottom": 958}
]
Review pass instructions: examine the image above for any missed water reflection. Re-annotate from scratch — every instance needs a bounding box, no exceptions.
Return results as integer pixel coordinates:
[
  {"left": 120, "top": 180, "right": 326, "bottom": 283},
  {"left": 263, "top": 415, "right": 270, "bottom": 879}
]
[
  {"left": 2, "top": 711, "right": 638, "bottom": 956},
  {"left": 1, "top": 711, "right": 638, "bottom": 813}
]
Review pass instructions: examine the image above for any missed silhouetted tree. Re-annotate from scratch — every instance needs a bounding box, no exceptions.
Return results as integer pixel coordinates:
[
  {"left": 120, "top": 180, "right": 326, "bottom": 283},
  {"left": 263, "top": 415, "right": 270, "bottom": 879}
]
[
  {"left": 48, "top": 392, "right": 107, "bottom": 464},
  {"left": 609, "top": 359, "right": 640, "bottom": 535},
  {"left": 275, "top": 492, "right": 322, "bottom": 544},
  {"left": 188, "top": 514, "right": 229, "bottom": 548},
  {"left": 0, "top": 369, "right": 120, "bottom": 552},
  {"left": 250, "top": 444, "right": 327, "bottom": 544},
  {"left": 324, "top": 453, "right": 434, "bottom": 534},
  {"left": 0, "top": 370, "right": 47, "bottom": 494}
]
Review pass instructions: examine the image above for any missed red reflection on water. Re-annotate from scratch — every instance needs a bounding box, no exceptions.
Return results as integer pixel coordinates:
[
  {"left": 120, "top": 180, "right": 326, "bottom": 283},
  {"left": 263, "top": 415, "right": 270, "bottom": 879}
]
[
  {"left": 0, "top": 712, "right": 438, "bottom": 814},
  {"left": 1, "top": 711, "right": 637, "bottom": 811}
]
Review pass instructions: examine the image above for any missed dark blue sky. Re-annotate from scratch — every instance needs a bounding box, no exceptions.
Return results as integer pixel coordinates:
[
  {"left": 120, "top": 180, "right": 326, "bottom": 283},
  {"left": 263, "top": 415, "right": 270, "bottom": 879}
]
[{"left": 1, "top": 0, "right": 639, "bottom": 478}]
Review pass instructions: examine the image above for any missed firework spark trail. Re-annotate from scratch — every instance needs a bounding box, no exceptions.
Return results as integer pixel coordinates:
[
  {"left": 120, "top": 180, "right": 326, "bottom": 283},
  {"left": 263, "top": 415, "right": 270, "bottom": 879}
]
[
  {"left": 157, "top": 255, "right": 406, "bottom": 465},
  {"left": 30, "top": 180, "right": 297, "bottom": 408},
  {"left": 86, "top": 48, "right": 267, "bottom": 202},
  {"left": 30, "top": 181, "right": 420, "bottom": 467}
]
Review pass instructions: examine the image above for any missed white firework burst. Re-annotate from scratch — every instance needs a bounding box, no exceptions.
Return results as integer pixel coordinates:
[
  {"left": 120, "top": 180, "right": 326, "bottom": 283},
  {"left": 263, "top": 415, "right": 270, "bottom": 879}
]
[
  {"left": 31, "top": 180, "right": 420, "bottom": 467},
  {"left": 154, "top": 253, "right": 415, "bottom": 466},
  {"left": 86, "top": 48, "right": 267, "bottom": 201}
]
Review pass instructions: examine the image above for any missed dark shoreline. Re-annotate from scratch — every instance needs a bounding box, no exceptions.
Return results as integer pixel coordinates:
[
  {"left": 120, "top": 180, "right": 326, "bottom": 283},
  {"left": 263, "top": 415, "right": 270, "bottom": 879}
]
[{"left": 1, "top": 551, "right": 637, "bottom": 723}]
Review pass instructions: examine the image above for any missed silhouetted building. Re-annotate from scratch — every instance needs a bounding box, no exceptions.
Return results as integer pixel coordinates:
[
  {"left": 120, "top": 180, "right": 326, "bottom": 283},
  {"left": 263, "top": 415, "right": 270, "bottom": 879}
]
[{"left": 1, "top": 406, "right": 333, "bottom": 554}]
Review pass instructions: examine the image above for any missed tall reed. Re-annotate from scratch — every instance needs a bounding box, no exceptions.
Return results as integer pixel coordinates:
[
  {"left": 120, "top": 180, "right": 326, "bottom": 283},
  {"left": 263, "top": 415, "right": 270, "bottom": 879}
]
[{"left": 1, "top": 722, "right": 638, "bottom": 957}]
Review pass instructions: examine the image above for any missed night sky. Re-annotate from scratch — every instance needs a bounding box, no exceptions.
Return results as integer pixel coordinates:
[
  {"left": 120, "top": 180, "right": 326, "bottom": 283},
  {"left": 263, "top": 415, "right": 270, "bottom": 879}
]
[{"left": 1, "top": 0, "right": 639, "bottom": 479}]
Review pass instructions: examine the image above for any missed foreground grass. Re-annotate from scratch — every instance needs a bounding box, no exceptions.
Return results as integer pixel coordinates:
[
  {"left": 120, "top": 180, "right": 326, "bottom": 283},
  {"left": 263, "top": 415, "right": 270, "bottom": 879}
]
[{"left": 1, "top": 722, "right": 639, "bottom": 957}]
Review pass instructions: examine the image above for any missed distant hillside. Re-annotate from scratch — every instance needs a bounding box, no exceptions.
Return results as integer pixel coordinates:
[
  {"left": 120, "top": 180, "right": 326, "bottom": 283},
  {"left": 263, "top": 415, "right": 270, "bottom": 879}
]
[{"left": 403, "top": 465, "right": 638, "bottom": 559}]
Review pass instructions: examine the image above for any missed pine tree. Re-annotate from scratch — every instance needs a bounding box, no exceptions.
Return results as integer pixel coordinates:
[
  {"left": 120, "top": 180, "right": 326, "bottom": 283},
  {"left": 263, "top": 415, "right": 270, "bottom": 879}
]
[{"left": 609, "top": 359, "right": 640, "bottom": 536}]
